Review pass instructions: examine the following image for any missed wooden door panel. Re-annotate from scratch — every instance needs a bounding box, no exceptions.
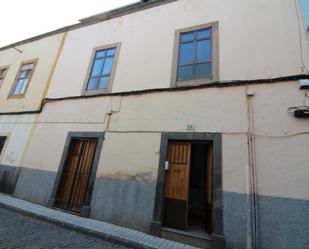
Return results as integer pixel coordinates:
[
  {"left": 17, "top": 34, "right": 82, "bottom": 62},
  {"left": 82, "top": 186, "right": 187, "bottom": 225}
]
[
  {"left": 56, "top": 139, "right": 82, "bottom": 208},
  {"left": 164, "top": 142, "right": 191, "bottom": 201},
  {"left": 70, "top": 138, "right": 97, "bottom": 211},
  {"left": 56, "top": 137, "right": 97, "bottom": 212},
  {"left": 164, "top": 142, "right": 191, "bottom": 230},
  {"left": 0, "top": 136, "right": 6, "bottom": 154}
]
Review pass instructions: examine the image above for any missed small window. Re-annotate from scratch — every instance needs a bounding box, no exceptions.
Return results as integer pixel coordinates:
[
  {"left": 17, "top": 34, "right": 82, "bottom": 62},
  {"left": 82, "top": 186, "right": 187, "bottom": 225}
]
[
  {"left": 172, "top": 22, "right": 218, "bottom": 87},
  {"left": 9, "top": 60, "right": 37, "bottom": 97},
  {"left": 0, "top": 66, "right": 9, "bottom": 86},
  {"left": 0, "top": 136, "right": 7, "bottom": 155},
  {"left": 85, "top": 45, "right": 119, "bottom": 94}
]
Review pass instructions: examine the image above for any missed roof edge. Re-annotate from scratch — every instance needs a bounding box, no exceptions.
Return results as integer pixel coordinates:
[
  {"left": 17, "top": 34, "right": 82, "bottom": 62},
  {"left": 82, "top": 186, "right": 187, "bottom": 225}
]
[
  {"left": 0, "top": 0, "right": 178, "bottom": 52},
  {"left": 78, "top": 1, "right": 141, "bottom": 23}
]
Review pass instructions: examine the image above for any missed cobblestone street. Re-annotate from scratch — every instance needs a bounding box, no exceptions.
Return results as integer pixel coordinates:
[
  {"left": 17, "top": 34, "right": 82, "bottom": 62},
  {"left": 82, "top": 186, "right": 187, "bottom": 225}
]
[{"left": 0, "top": 208, "right": 131, "bottom": 249}]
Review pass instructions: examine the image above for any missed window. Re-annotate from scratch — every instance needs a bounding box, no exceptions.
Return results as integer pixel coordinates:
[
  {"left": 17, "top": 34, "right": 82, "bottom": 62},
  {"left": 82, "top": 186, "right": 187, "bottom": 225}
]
[
  {"left": 84, "top": 44, "right": 120, "bottom": 94},
  {"left": 0, "top": 66, "right": 9, "bottom": 86},
  {"left": 9, "top": 60, "right": 37, "bottom": 97},
  {"left": 172, "top": 22, "right": 219, "bottom": 86},
  {"left": 0, "top": 136, "right": 7, "bottom": 155},
  {"left": 299, "top": 0, "right": 309, "bottom": 40}
]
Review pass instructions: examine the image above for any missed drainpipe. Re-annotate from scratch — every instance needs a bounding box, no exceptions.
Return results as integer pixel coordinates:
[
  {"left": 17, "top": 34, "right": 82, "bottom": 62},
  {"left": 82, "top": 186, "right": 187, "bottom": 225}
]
[{"left": 246, "top": 87, "right": 259, "bottom": 249}]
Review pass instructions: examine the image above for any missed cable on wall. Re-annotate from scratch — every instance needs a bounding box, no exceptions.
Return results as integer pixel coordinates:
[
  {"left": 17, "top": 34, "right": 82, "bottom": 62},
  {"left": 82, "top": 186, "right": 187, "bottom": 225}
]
[
  {"left": 0, "top": 73, "right": 309, "bottom": 117},
  {"left": 245, "top": 86, "right": 259, "bottom": 249},
  {"left": 13, "top": 47, "right": 23, "bottom": 53}
]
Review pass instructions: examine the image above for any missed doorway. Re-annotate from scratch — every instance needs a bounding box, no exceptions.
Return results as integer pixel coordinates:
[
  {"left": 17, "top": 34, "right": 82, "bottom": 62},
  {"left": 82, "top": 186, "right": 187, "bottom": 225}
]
[
  {"left": 55, "top": 137, "right": 98, "bottom": 213},
  {"left": 163, "top": 141, "right": 213, "bottom": 234}
]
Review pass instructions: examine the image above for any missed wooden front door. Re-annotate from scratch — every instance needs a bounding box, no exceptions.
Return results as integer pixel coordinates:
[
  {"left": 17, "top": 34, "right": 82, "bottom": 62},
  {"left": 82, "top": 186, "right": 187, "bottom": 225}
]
[
  {"left": 55, "top": 137, "right": 97, "bottom": 212},
  {"left": 163, "top": 142, "right": 191, "bottom": 230},
  {"left": 0, "top": 136, "right": 7, "bottom": 155}
]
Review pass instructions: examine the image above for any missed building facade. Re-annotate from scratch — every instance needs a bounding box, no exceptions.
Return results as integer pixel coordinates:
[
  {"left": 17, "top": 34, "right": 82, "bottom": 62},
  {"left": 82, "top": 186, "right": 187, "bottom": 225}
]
[{"left": 0, "top": 0, "right": 309, "bottom": 248}]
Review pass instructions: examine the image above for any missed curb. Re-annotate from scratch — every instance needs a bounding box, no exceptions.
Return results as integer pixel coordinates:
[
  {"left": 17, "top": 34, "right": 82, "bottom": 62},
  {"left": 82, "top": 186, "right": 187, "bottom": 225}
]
[{"left": 0, "top": 201, "right": 156, "bottom": 249}]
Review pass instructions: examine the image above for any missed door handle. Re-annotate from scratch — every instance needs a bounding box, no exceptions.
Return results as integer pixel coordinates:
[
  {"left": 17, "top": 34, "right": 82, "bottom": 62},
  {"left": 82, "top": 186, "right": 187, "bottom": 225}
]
[{"left": 165, "top": 161, "right": 169, "bottom": 170}]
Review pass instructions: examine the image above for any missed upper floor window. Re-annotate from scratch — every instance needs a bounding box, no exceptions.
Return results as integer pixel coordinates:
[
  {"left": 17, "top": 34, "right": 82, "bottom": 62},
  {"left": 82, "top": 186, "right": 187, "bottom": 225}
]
[
  {"left": 0, "top": 66, "right": 9, "bottom": 86},
  {"left": 172, "top": 22, "right": 219, "bottom": 87},
  {"left": 84, "top": 43, "right": 120, "bottom": 94},
  {"left": 9, "top": 60, "right": 37, "bottom": 98}
]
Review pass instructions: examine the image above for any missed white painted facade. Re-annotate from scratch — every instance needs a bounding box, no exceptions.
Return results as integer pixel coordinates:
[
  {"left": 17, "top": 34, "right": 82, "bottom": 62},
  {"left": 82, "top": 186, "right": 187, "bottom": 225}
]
[
  {"left": 21, "top": 82, "right": 309, "bottom": 200},
  {"left": 0, "top": 1, "right": 308, "bottom": 249},
  {"left": 0, "top": 33, "right": 65, "bottom": 166},
  {"left": 47, "top": 0, "right": 309, "bottom": 98}
]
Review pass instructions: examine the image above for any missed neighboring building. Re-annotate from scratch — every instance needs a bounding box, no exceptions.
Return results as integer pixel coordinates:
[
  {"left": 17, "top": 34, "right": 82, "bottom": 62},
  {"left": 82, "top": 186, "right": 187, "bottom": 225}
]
[{"left": 0, "top": 0, "right": 309, "bottom": 248}]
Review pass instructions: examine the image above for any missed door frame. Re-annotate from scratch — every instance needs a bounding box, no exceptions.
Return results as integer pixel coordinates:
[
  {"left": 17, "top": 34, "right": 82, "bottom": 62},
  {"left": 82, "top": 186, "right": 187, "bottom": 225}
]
[
  {"left": 151, "top": 132, "right": 223, "bottom": 238},
  {"left": 48, "top": 132, "right": 105, "bottom": 217}
]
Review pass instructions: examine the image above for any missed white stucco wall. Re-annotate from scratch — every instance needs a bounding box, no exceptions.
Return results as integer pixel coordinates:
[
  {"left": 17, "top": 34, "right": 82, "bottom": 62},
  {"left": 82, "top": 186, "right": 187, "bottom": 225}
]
[
  {"left": 21, "top": 81, "right": 309, "bottom": 201},
  {"left": 0, "top": 33, "right": 65, "bottom": 168},
  {"left": 47, "top": 0, "right": 309, "bottom": 98},
  {"left": 0, "top": 115, "right": 35, "bottom": 166},
  {"left": 1, "top": 0, "right": 308, "bottom": 205},
  {"left": 0, "top": 33, "right": 64, "bottom": 112}
]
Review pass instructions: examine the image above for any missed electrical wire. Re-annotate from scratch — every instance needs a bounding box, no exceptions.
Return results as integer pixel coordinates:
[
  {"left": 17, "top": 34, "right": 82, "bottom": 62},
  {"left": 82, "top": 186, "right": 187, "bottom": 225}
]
[
  {"left": 0, "top": 120, "right": 308, "bottom": 138},
  {"left": 13, "top": 47, "right": 23, "bottom": 53},
  {"left": 0, "top": 74, "right": 308, "bottom": 117}
]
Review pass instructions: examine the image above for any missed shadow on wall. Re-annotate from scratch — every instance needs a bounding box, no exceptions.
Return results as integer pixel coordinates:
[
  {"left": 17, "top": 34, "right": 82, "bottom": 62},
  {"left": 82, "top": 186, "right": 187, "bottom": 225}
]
[{"left": 0, "top": 165, "right": 21, "bottom": 194}]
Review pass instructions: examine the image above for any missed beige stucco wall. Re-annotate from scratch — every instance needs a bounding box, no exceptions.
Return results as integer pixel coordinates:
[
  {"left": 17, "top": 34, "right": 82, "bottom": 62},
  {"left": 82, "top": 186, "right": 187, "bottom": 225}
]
[
  {"left": 0, "top": 115, "right": 35, "bottom": 166},
  {"left": 0, "top": 33, "right": 65, "bottom": 113},
  {"left": 21, "top": 81, "right": 309, "bottom": 201},
  {"left": 47, "top": 0, "right": 309, "bottom": 98},
  {"left": 0, "top": 33, "right": 65, "bottom": 167},
  {"left": 98, "top": 132, "right": 161, "bottom": 182},
  {"left": 1, "top": 0, "right": 308, "bottom": 206}
]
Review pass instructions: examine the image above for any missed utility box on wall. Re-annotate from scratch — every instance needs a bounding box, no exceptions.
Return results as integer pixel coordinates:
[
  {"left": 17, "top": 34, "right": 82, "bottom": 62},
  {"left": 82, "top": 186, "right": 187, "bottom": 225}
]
[
  {"left": 294, "top": 109, "right": 309, "bottom": 118},
  {"left": 299, "top": 79, "right": 309, "bottom": 89}
]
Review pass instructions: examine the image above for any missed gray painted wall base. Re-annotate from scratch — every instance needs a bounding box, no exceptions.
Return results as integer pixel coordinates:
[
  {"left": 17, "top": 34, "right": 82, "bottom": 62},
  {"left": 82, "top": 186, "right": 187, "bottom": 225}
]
[
  {"left": 13, "top": 167, "right": 56, "bottom": 206},
  {"left": 90, "top": 177, "right": 156, "bottom": 232},
  {"left": 2, "top": 164, "right": 308, "bottom": 249},
  {"left": 223, "top": 192, "right": 250, "bottom": 249},
  {"left": 258, "top": 195, "right": 309, "bottom": 249},
  {"left": 0, "top": 164, "right": 20, "bottom": 194},
  {"left": 223, "top": 192, "right": 309, "bottom": 249}
]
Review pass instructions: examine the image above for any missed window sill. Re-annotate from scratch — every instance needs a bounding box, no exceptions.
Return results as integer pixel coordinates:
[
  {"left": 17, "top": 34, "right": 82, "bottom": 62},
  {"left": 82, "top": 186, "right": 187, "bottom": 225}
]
[
  {"left": 174, "top": 78, "right": 217, "bottom": 87},
  {"left": 7, "top": 94, "right": 26, "bottom": 99},
  {"left": 83, "top": 88, "right": 110, "bottom": 96}
]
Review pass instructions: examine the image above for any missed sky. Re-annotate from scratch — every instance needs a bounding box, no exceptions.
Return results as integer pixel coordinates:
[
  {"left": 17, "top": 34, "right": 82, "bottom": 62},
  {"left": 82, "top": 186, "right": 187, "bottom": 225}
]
[
  {"left": 0, "top": 0, "right": 137, "bottom": 47},
  {"left": 300, "top": 0, "right": 309, "bottom": 27},
  {"left": 1, "top": 0, "right": 309, "bottom": 48}
]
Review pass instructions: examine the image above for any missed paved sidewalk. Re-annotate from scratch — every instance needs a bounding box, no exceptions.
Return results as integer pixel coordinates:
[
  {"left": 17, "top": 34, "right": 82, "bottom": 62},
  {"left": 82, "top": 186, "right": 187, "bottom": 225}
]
[
  {"left": 0, "top": 207, "right": 130, "bottom": 249},
  {"left": 0, "top": 193, "right": 198, "bottom": 249}
]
